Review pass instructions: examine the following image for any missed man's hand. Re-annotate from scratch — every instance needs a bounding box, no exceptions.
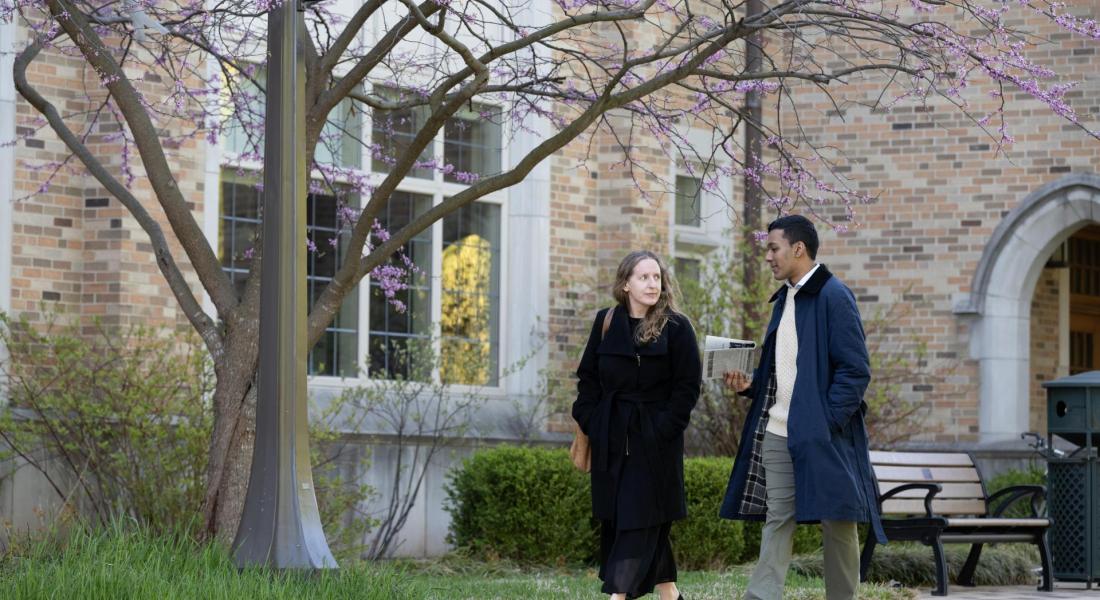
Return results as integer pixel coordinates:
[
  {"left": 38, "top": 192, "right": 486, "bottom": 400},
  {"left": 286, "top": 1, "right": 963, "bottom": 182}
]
[{"left": 723, "top": 370, "right": 751, "bottom": 393}]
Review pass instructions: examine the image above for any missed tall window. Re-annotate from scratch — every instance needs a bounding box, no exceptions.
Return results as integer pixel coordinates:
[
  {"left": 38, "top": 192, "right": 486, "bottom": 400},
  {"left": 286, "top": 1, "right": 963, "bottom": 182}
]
[
  {"left": 674, "top": 175, "right": 702, "bottom": 227},
  {"left": 444, "top": 104, "right": 502, "bottom": 183},
  {"left": 219, "top": 176, "right": 260, "bottom": 300},
  {"left": 440, "top": 201, "right": 502, "bottom": 385},
  {"left": 368, "top": 192, "right": 434, "bottom": 379},
  {"left": 371, "top": 98, "right": 433, "bottom": 179},
  {"left": 367, "top": 198, "right": 503, "bottom": 386},
  {"left": 218, "top": 175, "right": 359, "bottom": 377},
  {"left": 219, "top": 79, "right": 505, "bottom": 384},
  {"left": 306, "top": 193, "right": 359, "bottom": 376},
  {"left": 368, "top": 89, "right": 505, "bottom": 385}
]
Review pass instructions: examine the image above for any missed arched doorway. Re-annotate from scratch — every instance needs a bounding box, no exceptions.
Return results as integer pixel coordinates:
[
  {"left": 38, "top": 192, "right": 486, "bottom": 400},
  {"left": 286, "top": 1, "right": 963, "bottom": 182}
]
[
  {"left": 958, "top": 174, "right": 1100, "bottom": 443},
  {"left": 1066, "top": 227, "right": 1100, "bottom": 375}
]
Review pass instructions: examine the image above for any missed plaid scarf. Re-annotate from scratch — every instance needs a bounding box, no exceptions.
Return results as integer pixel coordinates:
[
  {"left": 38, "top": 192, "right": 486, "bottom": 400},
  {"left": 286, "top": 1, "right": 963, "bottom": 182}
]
[{"left": 738, "top": 367, "right": 778, "bottom": 516}]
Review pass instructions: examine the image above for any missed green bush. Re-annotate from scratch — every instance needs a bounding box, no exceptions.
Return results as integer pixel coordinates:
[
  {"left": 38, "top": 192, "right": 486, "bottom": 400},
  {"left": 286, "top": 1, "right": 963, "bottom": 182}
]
[
  {"left": 0, "top": 314, "right": 213, "bottom": 534},
  {"left": 0, "top": 312, "right": 373, "bottom": 547},
  {"left": 984, "top": 465, "right": 1047, "bottom": 518},
  {"left": 445, "top": 448, "right": 750, "bottom": 567},
  {"left": 444, "top": 446, "right": 597, "bottom": 564},
  {"left": 669, "top": 457, "right": 744, "bottom": 569}
]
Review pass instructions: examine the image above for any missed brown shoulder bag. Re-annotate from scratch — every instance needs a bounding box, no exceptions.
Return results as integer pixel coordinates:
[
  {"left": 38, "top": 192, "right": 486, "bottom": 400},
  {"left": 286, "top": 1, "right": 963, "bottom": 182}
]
[{"left": 570, "top": 306, "right": 615, "bottom": 472}]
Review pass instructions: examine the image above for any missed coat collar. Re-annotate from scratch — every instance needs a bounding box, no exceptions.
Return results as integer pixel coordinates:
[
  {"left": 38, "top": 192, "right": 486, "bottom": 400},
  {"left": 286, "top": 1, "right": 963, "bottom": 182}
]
[
  {"left": 768, "top": 263, "right": 833, "bottom": 303},
  {"left": 597, "top": 305, "right": 671, "bottom": 356}
]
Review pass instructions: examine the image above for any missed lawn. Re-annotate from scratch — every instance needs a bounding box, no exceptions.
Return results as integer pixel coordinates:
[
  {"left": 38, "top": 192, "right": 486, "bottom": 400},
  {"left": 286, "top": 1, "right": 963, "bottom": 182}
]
[
  {"left": 0, "top": 524, "right": 917, "bottom": 599},
  {"left": 408, "top": 560, "right": 918, "bottom": 599}
]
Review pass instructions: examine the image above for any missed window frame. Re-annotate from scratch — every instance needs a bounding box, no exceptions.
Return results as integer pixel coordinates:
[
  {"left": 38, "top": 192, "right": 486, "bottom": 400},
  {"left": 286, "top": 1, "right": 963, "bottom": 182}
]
[
  {"left": 673, "top": 174, "right": 704, "bottom": 230},
  {"left": 216, "top": 81, "right": 510, "bottom": 391},
  {"left": 667, "top": 159, "right": 732, "bottom": 283}
]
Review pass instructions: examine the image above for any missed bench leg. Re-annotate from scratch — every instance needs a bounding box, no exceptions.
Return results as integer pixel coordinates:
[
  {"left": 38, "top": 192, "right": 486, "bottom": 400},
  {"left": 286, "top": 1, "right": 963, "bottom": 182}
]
[
  {"left": 958, "top": 543, "right": 983, "bottom": 587},
  {"left": 859, "top": 530, "right": 876, "bottom": 582},
  {"left": 1037, "top": 531, "right": 1054, "bottom": 592},
  {"left": 930, "top": 538, "right": 949, "bottom": 597}
]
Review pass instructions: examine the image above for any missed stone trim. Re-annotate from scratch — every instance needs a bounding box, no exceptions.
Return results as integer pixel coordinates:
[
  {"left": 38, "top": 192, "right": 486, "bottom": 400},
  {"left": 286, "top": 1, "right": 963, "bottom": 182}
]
[
  {"left": 955, "top": 173, "right": 1100, "bottom": 316},
  {"left": 959, "top": 174, "right": 1100, "bottom": 442}
]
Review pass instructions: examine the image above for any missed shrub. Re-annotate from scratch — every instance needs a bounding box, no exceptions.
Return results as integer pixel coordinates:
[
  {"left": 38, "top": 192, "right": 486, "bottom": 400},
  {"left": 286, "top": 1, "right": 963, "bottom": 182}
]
[
  {"left": 984, "top": 465, "right": 1047, "bottom": 518},
  {"left": 0, "top": 314, "right": 213, "bottom": 534},
  {"left": 444, "top": 446, "right": 597, "bottom": 564},
  {"left": 670, "top": 457, "right": 744, "bottom": 569},
  {"left": 445, "top": 448, "right": 750, "bottom": 567}
]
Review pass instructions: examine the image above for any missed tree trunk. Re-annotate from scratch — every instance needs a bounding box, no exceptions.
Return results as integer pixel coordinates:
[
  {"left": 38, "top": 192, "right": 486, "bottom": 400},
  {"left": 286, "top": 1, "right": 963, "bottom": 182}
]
[
  {"left": 201, "top": 317, "right": 261, "bottom": 542},
  {"left": 213, "top": 384, "right": 258, "bottom": 544}
]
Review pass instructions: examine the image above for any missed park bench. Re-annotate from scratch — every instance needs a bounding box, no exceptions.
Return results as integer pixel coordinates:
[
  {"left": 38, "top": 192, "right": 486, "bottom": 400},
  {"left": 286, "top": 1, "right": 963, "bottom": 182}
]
[{"left": 859, "top": 451, "right": 1052, "bottom": 596}]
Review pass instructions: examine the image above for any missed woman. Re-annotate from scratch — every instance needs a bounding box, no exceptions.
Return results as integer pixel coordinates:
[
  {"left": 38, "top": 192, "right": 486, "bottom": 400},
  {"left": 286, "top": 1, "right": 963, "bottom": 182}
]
[{"left": 572, "top": 250, "right": 702, "bottom": 600}]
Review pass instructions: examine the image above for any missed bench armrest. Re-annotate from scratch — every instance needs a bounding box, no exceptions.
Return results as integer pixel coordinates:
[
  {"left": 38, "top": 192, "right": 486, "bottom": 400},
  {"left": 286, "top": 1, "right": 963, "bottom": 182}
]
[
  {"left": 879, "top": 482, "right": 943, "bottom": 517},
  {"left": 987, "top": 484, "right": 1046, "bottom": 517}
]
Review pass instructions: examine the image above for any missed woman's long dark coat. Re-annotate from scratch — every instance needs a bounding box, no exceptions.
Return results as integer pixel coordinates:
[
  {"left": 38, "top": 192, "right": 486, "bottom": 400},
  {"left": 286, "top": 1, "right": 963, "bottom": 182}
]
[
  {"left": 718, "top": 265, "right": 886, "bottom": 544},
  {"left": 572, "top": 307, "right": 702, "bottom": 530}
]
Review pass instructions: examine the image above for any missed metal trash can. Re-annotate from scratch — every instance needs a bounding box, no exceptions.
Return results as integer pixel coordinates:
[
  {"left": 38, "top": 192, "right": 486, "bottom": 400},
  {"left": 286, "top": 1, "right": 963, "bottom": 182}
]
[{"left": 1043, "top": 371, "right": 1100, "bottom": 585}]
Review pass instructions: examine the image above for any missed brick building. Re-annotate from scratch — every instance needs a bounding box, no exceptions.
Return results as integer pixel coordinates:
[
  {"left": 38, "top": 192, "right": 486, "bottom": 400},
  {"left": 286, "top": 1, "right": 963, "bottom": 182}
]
[{"left": 1, "top": 0, "right": 1098, "bottom": 555}]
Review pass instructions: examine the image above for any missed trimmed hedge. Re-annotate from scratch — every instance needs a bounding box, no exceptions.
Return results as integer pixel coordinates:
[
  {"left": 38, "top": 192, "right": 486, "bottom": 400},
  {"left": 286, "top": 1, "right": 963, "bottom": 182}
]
[
  {"left": 445, "top": 447, "right": 831, "bottom": 568},
  {"left": 670, "top": 457, "right": 745, "bottom": 569},
  {"left": 443, "top": 446, "right": 597, "bottom": 565},
  {"left": 444, "top": 447, "right": 1042, "bottom": 586}
]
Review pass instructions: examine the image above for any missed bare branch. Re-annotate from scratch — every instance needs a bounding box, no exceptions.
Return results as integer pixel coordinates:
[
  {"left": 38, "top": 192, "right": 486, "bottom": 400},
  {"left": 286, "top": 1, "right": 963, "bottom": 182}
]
[{"left": 43, "top": 0, "right": 239, "bottom": 316}]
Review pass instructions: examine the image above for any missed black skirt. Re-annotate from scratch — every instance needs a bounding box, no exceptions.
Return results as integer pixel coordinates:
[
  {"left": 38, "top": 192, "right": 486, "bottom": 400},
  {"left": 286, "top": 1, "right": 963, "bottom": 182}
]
[{"left": 599, "top": 519, "right": 677, "bottom": 598}]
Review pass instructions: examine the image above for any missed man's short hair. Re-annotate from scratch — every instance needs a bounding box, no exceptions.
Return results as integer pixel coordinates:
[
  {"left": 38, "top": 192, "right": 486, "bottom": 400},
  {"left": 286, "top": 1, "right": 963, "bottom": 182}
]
[{"left": 767, "top": 214, "right": 819, "bottom": 259}]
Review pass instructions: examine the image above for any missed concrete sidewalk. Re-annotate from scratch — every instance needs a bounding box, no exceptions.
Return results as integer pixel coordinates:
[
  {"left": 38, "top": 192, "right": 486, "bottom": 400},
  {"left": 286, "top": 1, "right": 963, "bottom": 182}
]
[{"left": 916, "top": 581, "right": 1098, "bottom": 599}]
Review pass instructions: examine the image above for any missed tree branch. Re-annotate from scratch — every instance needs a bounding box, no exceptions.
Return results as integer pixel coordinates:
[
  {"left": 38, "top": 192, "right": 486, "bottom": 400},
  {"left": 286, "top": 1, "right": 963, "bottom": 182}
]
[{"left": 45, "top": 0, "right": 239, "bottom": 317}]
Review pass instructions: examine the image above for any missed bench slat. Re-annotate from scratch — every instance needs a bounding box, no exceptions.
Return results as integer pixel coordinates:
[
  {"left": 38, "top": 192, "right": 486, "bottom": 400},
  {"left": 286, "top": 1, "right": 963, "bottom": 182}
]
[
  {"left": 940, "top": 533, "right": 1038, "bottom": 544},
  {"left": 882, "top": 498, "right": 987, "bottom": 516},
  {"left": 945, "top": 517, "right": 1049, "bottom": 527},
  {"left": 879, "top": 482, "right": 985, "bottom": 499},
  {"left": 869, "top": 451, "right": 974, "bottom": 467},
  {"left": 873, "top": 465, "right": 981, "bottom": 483}
]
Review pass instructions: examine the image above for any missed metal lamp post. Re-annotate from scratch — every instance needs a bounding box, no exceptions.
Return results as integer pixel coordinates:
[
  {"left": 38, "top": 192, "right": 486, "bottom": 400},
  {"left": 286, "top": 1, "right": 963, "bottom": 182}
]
[{"left": 231, "top": 0, "right": 337, "bottom": 570}]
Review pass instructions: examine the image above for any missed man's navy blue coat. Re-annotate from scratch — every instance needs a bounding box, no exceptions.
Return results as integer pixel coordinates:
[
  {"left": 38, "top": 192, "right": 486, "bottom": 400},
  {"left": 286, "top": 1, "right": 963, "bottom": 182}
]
[{"left": 719, "top": 265, "right": 886, "bottom": 543}]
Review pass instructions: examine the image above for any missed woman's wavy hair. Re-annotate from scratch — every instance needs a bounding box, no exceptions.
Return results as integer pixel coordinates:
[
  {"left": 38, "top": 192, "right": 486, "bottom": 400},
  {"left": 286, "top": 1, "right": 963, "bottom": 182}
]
[{"left": 611, "top": 250, "right": 683, "bottom": 344}]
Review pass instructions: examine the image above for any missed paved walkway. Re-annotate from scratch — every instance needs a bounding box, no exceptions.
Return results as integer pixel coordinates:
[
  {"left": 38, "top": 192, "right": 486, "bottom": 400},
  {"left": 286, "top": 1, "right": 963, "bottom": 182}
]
[{"left": 916, "top": 581, "right": 1098, "bottom": 599}]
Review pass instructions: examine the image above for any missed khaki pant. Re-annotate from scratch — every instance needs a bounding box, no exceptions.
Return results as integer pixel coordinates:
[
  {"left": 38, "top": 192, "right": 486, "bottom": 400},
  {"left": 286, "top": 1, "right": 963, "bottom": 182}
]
[{"left": 743, "top": 432, "right": 860, "bottom": 600}]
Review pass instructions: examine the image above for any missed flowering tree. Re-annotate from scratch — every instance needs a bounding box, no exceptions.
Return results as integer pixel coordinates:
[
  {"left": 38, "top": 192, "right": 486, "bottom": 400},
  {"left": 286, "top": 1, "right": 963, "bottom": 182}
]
[{"left": 3, "top": 0, "right": 1096, "bottom": 538}]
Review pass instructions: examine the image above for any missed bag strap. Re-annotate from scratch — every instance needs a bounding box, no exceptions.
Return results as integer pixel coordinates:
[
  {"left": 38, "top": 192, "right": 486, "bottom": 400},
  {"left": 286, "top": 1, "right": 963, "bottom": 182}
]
[{"left": 601, "top": 306, "right": 615, "bottom": 340}]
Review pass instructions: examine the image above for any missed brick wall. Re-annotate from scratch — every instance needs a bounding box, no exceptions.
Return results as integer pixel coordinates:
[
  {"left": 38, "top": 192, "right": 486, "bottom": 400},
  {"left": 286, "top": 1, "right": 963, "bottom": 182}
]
[
  {"left": 771, "top": 4, "right": 1100, "bottom": 442},
  {"left": 11, "top": 31, "right": 208, "bottom": 333},
  {"left": 1029, "top": 268, "right": 1065, "bottom": 433}
]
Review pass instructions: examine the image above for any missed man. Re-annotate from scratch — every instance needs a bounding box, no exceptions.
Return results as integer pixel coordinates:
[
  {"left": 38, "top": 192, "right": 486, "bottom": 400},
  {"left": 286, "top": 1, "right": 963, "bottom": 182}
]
[{"left": 719, "top": 215, "right": 885, "bottom": 600}]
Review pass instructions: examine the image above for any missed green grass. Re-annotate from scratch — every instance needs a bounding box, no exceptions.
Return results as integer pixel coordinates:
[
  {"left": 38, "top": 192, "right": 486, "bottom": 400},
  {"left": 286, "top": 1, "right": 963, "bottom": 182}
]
[
  {"left": 396, "top": 552, "right": 919, "bottom": 598},
  {"left": 0, "top": 523, "right": 418, "bottom": 600},
  {"left": 793, "top": 542, "right": 1043, "bottom": 589},
  {"left": 0, "top": 524, "right": 916, "bottom": 599}
]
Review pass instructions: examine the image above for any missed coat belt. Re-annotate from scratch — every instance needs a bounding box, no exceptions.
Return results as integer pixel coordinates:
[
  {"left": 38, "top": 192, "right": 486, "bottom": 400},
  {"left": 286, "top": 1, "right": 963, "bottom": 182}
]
[{"left": 592, "top": 389, "right": 663, "bottom": 474}]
